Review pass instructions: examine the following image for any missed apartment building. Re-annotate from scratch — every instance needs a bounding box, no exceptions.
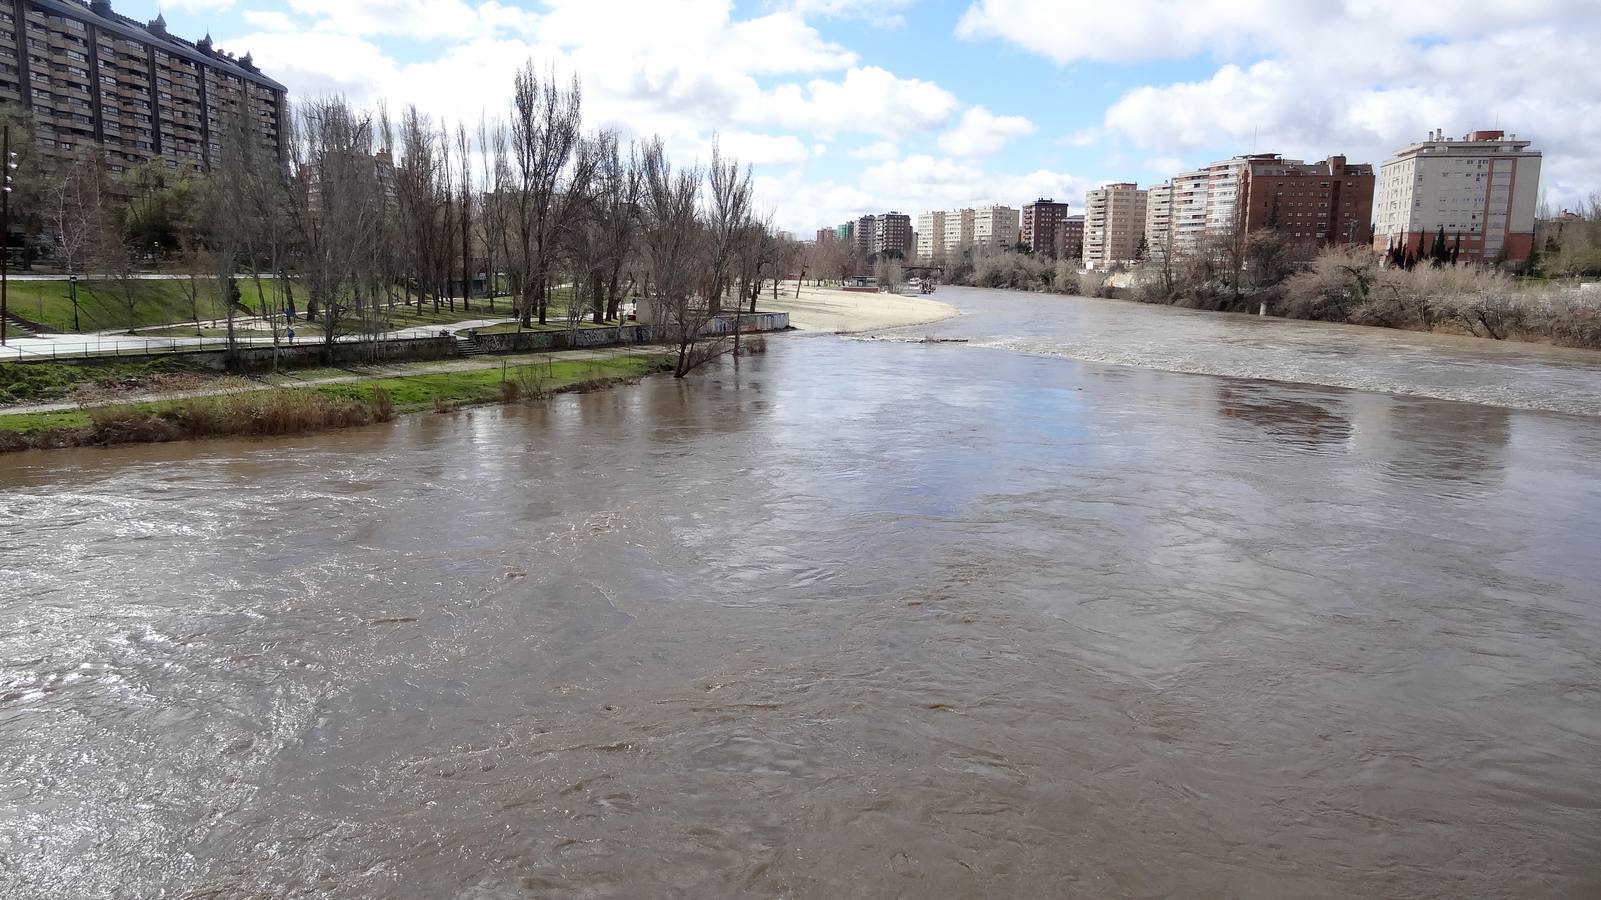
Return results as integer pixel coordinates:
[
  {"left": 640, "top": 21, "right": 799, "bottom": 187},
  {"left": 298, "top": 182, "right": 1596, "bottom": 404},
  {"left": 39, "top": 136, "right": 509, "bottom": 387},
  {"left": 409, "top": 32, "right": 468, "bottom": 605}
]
[
  {"left": 874, "top": 211, "right": 911, "bottom": 257},
  {"left": 916, "top": 209, "right": 945, "bottom": 261},
  {"left": 0, "top": 0, "right": 286, "bottom": 177},
  {"left": 1020, "top": 198, "right": 1070, "bottom": 259},
  {"left": 1372, "top": 129, "right": 1541, "bottom": 263},
  {"left": 1083, "top": 183, "right": 1147, "bottom": 269},
  {"left": 973, "top": 204, "right": 1018, "bottom": 251},
  {"left": 854, "top": 214, "right": 876, "bottom": 256},
  {"left": 942, "top": 207, "right": 974, "bottom": 257},
  {"left": 1144, "top": 181, "right": 1172, "bottom": 260},
  {"left": 1242, "top": 154, "right": 1374, "bottom": 247},
  {"left": 1146, "top": 158, "right": 1258, "bottom": 260},
  {"left": 814, "top": 227, "right": 836, "bottom": 245},
  {"left": 1061, "top": 214, "right": 1084, "bottom": 260}
]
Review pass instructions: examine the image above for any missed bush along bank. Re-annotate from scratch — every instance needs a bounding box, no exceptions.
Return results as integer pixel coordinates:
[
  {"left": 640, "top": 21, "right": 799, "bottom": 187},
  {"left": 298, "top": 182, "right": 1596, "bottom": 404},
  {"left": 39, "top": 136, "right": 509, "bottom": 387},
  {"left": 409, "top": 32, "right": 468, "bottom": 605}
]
[
  {"left": 0, "top": 354, "right": 673, "bottom": 453},
  {"left": 944, "top": 244, "right": 1601, "bottom": 350}
]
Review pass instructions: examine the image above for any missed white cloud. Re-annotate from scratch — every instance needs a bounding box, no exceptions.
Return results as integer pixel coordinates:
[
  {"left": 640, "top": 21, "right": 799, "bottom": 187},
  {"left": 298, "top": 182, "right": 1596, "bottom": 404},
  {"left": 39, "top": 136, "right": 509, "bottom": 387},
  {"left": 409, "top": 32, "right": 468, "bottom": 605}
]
[
  {"left": 1096, "top": 24, "right": 1601, "bottom": 206},
  {"left": 956, "top": 0, "right": 1600, "bottom": 64},
  {"left": 754, "top": 66, "right": 960, "bottom": 137},
  {"left": 283, "top": 0, "right": 537, "bottom": 40},
  {"left": 239, "top": 9, "right": 297, "bottom": 31},
  {"left": 938, "top": 105, "right": 1036, "bottom": 157},
  {"left": 858, "top": 155, "right": 1091, "bottom": 215},
  {"left": 850, "top": 140, "right": 899, "bottom": 160},
  {"left": 706, "top": 132, "right": 812, "bottom": 166}
]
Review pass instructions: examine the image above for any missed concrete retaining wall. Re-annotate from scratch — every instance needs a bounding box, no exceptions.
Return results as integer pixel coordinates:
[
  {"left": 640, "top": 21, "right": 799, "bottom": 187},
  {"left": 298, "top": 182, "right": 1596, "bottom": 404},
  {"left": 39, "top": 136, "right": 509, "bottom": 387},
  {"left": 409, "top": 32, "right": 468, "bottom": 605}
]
[
  {"left": 184, "top": 336, "right": 459, "bottom": 372},
  {"left": 74, "top": 310, "right": 789, "bottom": 371}
]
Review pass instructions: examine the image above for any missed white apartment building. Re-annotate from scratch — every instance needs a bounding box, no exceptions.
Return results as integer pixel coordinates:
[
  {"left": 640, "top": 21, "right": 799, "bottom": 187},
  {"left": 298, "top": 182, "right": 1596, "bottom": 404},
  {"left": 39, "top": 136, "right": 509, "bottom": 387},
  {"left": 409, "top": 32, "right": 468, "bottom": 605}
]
[
  {"left": 1084, "top": 183, "right": 1148, "bottom": 269},
  {"left": 916, "top": 210, "right": 946, "bottom": 261},
  {"left": 973, "top": 205, "right": 1020, "bottom": 250},
  {"left": 1146, "top": 157, "right": 1264, "bottom": 261},
  {"left": 1372, "top": 130, "right": 1541, "bottom": 263}
]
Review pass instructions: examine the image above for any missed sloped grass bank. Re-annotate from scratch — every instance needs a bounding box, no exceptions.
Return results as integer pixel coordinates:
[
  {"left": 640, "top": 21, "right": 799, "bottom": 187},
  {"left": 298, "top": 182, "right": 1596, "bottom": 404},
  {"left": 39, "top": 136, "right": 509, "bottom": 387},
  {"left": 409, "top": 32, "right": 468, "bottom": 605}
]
[{"left": 0, "top": 353, "right": 671, "bottom": 453}]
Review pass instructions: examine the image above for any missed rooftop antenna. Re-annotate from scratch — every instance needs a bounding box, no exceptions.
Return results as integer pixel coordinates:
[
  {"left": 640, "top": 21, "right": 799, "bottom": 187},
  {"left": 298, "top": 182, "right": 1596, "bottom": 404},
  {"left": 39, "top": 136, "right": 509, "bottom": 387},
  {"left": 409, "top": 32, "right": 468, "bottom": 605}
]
[{"left": 1251, "top": 126, "right": 1257, "bottom": 154}]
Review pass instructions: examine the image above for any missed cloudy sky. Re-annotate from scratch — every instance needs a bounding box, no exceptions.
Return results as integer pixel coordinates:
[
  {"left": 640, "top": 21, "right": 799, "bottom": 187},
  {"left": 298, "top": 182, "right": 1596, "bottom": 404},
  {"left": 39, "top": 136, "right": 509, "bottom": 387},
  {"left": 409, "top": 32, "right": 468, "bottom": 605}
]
[{"left": 136, "top": 0, "right": 1601, "bottom": 234}]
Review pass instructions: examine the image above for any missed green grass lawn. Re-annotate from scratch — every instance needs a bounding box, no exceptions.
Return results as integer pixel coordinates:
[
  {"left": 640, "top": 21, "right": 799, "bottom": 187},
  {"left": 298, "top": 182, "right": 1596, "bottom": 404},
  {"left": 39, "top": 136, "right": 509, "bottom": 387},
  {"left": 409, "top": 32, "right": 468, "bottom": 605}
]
[
  {"left": 5, "top": 278, "right": 291, "bottom": 333},
  {"left": 0, "top": 353, "right": 671, "bottom": 435},
  {"left": 309, "top": 354, "right": 669, "bottom": 412},
  {"left": 7, "top": 278, "right": 516, "bottom": 335},
  {"left": 0, "top": 357, "right": 209, "bottom": 405}
]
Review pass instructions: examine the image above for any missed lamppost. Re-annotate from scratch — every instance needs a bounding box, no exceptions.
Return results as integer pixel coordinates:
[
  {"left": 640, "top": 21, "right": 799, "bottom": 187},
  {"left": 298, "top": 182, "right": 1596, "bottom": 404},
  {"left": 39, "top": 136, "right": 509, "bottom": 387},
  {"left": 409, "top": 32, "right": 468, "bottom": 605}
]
[
  {"left": 69, "top": 274, "right": 80, "bottom": 332},
  {"left": 2, "top": 124, "right": 14, "bottom": 346}
]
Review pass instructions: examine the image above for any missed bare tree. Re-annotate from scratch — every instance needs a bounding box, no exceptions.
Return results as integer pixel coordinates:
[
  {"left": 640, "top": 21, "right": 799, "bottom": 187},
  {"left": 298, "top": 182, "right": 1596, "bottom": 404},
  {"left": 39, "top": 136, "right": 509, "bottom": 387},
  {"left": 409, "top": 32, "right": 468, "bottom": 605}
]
[
  {"left": 590, "top": 132, "right": 640, "bottom": 325},
  {"left": 456, "top": 122, "right": 474, "bottom": 312},
  {"left": 477, "top": 116, "right": 511, "bottom": 312},
  {"left": 284, "top": 96, "right": 386, "bottom": 361},
  {"left": 702, "top": 140, "right": 753, "bottom": 316},
  {"left": 508, "top": 64, "right": 583, "bottom": 327},
  {"left": 90, "top": 200, "right": 140, "bottom": 332},
  {"left": 638, "top": 138, "right": 717, "bottom": 377},
  {"left": 44, "top": 147, "right": 108, "bottom": 331},
  {"left": 395, "top": 105, "right": 447, "bottom": 316}
]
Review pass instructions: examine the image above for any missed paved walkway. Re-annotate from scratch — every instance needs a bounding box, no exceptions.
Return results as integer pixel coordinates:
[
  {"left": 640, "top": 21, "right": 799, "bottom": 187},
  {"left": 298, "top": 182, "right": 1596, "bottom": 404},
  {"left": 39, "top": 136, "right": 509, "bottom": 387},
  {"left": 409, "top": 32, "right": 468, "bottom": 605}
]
[
  {"left": 0, "top": 345, "right": 661, "bottom": 416},
  {"left": 0, "top": 315, "right": 520, "bottom": 361}
]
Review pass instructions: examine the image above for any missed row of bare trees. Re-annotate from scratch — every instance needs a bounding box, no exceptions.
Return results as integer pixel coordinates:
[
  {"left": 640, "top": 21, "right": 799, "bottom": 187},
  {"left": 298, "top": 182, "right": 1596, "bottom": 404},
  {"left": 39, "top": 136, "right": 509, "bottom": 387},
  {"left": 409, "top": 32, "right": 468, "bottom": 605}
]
[{"left": 31, "top": 60, "right": 801, "bottom": 376}]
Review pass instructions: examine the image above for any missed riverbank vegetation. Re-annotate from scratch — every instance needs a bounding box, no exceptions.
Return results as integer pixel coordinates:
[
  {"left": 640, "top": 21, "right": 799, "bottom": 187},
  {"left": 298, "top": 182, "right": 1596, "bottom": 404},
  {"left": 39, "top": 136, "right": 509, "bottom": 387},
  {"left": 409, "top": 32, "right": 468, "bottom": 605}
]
[
  {"left": 940, "top": 218, "right": 1601, "bottom": 349},
  {"left": 0, "top": 358, "right": 215, "bottom": 405},
  {"left": 0, "top": 353, "right": 671, "bottom": 453},
  {"left": 11, "top": 59, "right": 799, "bottom": 381}
]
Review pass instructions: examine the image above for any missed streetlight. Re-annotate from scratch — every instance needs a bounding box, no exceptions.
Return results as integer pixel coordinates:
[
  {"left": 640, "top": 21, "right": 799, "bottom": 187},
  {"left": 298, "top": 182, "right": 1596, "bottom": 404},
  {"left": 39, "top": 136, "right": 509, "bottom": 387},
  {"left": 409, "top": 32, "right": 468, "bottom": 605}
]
[{"left": 2, "top": 124, "right": 14, "bottom": 346}]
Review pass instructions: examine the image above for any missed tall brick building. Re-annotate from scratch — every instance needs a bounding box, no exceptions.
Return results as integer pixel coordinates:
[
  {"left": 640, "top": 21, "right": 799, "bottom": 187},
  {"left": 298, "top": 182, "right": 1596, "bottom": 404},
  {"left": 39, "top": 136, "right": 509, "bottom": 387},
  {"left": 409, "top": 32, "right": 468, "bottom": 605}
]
[
  {"left": 0, "top": 0, "right": 286, "bottom": 176},
  {"left": 1060, "top": 214, "right": 1084, "bottom": 260},
  {"left": 1241, "top": 155, "right": 1374, "bottom": 247},
  {"left": 873, "top": 211, "right": 911, "bottom": 257},
  {"left": 1020, "top": 198, "right": 1070, "bottom": 259}
]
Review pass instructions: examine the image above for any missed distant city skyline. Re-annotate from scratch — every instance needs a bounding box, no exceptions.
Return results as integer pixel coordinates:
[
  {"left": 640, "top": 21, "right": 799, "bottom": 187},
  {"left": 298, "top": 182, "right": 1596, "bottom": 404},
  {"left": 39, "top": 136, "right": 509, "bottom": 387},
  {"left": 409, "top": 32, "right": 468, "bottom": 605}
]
[{"left": 117, "top": 0, "right": 1601, "bottom": 234}]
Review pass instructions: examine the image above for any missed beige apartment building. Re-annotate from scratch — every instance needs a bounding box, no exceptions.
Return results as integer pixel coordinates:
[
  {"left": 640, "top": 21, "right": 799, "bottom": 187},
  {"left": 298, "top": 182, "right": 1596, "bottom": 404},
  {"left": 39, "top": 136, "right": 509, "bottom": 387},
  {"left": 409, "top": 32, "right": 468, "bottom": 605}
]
[
  {"left": 916, "top": 209, "right": 945, "bottom": 261},
  {"left": 0, "top": 0, "right": 286, "bottom": 176},
  {"left": 973, "top": 204, "right": 1019, "bottom": 251},
  {"left": 1372, "top": 129, "right": 1541, "bottom": 263},
  {"left": 942, "top": 207, "right": 974, "bottom": 257},
  {"left": 1084, "top": 183, "right": 1147, "bottom": 269}
]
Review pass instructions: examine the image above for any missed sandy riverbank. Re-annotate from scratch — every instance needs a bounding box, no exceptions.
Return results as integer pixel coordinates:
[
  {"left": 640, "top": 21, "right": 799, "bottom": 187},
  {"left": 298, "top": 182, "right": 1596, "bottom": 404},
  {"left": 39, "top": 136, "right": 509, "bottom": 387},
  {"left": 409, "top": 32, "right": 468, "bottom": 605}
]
[{"left": 761, "top": 283, "right": 959, "bottom": 333}]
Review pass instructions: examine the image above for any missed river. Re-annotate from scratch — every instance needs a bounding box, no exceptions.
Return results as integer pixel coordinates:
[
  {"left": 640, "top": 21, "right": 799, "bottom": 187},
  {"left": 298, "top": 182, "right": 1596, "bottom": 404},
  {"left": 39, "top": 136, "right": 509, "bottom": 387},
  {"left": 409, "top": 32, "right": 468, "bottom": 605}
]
[{"left": 2, "top": 287, "right": 1599, "bottom": 898}]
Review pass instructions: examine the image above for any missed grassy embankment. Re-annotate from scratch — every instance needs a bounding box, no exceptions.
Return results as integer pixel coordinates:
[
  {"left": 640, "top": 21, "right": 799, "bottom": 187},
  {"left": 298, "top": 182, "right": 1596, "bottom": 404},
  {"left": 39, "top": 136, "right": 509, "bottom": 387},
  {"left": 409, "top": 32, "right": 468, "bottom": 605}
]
[
  {"left": 0, "top": 357, "right": 209, "bottom": 405},
  {"left": 6, "top": 277, "right": 521, "bottom": 334},
  {"left": 0, "top": 353, "right": 671, "bottom": 453}
]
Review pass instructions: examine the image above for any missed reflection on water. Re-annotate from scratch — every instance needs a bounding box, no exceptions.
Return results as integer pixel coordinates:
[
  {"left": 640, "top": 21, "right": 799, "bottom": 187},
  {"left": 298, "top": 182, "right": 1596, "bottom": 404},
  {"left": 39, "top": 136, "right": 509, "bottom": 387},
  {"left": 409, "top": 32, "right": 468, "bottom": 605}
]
[
  {"left": 1216, "top": 382, "right": 1354, "bottom": 449},
  {"left": 2, "top": 291, "right": 1600, "bottom": 898}
]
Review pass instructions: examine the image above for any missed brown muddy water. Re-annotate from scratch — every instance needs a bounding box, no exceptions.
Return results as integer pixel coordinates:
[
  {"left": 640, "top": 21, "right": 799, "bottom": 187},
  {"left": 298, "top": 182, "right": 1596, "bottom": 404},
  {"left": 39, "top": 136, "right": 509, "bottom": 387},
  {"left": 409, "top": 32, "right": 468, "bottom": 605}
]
[{"left": 2, "top": 287, "right": 1600, "bottom": 898}]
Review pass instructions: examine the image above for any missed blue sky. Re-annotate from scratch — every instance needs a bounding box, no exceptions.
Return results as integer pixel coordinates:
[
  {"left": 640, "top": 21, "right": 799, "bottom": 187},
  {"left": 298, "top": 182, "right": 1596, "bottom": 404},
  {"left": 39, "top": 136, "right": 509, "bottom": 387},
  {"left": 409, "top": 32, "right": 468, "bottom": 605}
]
[{"left": 126, "top": 0, "right": 1601, "bottom": 233}]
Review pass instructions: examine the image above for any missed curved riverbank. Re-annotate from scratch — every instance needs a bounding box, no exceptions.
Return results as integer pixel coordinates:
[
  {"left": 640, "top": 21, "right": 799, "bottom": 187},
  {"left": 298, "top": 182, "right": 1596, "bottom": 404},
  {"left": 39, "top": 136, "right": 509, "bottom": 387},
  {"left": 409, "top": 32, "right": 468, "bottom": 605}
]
[
  {"left": 0, "top": 353, "right": 671, "bottom": 453},
  {"left": 760, "top": 283, "right": 959, "bottom": 333},
  {"left": 909, "top": 287, "right": 1601, "bottom": 418}
]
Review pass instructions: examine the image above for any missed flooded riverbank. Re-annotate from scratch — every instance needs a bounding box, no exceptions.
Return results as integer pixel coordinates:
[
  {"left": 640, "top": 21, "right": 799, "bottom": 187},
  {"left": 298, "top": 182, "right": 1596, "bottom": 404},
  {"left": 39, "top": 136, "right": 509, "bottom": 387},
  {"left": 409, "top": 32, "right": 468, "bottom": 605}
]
[{"left": 2, "top": 288, "right": 1598, "bottom": 897}]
